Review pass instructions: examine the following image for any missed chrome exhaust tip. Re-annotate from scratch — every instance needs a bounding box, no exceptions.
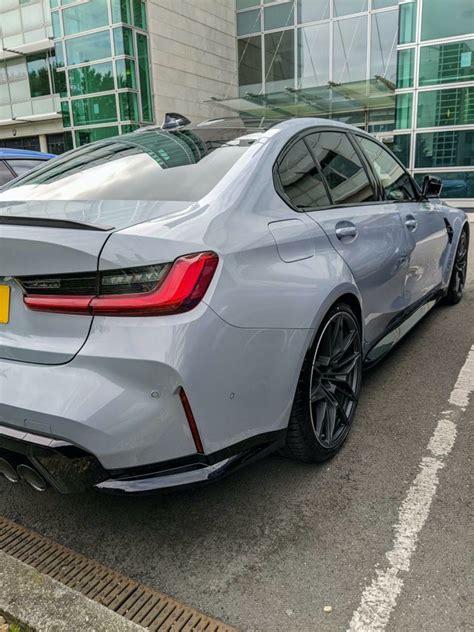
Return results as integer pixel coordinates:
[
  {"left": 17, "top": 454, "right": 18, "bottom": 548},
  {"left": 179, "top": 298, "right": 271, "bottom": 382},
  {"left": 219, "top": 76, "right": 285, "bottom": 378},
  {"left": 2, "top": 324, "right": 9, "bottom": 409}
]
[
  {"left": 0, "top": 457, "right": 19, "bottom": 483},
  {"left": 17, "top": 464, "right": 47, "bottom": 492}
]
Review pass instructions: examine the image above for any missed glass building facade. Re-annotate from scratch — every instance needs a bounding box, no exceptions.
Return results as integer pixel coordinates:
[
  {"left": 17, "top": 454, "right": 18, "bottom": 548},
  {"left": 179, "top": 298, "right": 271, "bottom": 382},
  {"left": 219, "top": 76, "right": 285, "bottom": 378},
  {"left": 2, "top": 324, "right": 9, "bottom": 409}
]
[
  {"left": 49, "top": 0, "right": 153, "bottom": 148},
  {"left": 235, "top": 0, "right": 400, "bottom": 132},
  {"left": 393, "top": 0, "right": 474, "bottom": 199},
  {"left": 0, "top": 0, "right": 66, "bottom": 152},
  {"left": 232, "top": 0, "right": 474, "bottom": 200}
]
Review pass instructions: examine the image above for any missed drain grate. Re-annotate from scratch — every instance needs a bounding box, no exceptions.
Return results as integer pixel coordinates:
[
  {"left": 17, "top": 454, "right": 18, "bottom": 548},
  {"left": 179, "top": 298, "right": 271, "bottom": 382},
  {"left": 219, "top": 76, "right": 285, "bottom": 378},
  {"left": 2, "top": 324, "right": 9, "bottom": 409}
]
[{"left": 0, "top": 517, "right": 237, "bottom": 631}]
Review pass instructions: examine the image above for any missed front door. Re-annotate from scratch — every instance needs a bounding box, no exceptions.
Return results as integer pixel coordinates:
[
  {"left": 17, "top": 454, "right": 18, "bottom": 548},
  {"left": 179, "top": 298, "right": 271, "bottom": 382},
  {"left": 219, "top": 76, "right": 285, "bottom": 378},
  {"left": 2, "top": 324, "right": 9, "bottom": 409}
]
[
  {"left": 353, "top": 134, "right": 449, "bottom": 307},
  {"left": 302, "top": 131, "right": 410, "bottom": 346}
]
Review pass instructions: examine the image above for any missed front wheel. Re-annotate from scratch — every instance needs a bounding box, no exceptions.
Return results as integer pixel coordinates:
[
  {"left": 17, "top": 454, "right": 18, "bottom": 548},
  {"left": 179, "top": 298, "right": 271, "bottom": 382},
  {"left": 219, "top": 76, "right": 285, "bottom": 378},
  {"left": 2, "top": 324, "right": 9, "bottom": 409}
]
[
  {"left": 285, "top": 303, "right": 362, "bottom": 463},
  {"left": 443, "top": 229, "right": 469, "bottom": 305}
]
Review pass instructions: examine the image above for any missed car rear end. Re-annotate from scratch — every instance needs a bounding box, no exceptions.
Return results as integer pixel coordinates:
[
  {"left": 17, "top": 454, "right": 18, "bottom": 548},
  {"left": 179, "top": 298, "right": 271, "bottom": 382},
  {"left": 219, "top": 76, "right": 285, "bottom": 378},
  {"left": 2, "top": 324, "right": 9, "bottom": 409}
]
[{"left": 0, "top": 124, "right": 266, "bottom": 494}]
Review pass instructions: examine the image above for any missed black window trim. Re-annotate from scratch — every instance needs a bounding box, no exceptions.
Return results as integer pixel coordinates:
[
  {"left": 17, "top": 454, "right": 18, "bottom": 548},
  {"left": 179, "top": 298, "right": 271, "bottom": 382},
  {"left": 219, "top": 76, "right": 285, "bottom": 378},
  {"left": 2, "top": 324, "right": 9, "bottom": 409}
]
[
  {"left": 273, "top": 125, "right": 382, "bottom": 213},
  {"left": 349, "top": 131, "right": 422, "bottom": 203}
]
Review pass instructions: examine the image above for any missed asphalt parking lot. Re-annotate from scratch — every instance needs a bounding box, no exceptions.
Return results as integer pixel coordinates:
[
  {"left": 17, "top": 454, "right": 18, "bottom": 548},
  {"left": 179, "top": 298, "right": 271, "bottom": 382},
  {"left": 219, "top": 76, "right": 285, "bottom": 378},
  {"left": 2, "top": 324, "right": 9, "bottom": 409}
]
[{"left": 1, "top": 237, "right": 473, "bottom": 632}]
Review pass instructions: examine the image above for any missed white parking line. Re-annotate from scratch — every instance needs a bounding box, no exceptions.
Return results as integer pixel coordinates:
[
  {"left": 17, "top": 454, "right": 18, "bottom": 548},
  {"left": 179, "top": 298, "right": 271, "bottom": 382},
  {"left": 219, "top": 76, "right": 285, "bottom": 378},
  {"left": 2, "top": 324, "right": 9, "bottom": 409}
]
[{"left": 348, "top": 345, "right": 474, "bottom": 632}]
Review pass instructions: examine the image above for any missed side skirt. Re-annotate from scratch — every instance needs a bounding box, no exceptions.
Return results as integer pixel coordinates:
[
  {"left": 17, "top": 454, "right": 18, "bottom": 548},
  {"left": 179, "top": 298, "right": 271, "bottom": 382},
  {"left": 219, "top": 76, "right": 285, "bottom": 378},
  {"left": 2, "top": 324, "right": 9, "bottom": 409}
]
[{"left": 363, "top": 295, "right": 440, "bottom": 368}]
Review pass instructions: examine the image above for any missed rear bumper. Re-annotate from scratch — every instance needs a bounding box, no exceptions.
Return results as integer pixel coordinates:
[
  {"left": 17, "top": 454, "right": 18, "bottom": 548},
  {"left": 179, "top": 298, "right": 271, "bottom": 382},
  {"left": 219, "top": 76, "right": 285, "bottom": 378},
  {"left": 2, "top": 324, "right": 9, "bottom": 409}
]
[
  {"left": 0, "top": 423, "right": 284, "bottom": 494},
  {"left": 0, "top": 305, "right": 308, "bottom": 472}
]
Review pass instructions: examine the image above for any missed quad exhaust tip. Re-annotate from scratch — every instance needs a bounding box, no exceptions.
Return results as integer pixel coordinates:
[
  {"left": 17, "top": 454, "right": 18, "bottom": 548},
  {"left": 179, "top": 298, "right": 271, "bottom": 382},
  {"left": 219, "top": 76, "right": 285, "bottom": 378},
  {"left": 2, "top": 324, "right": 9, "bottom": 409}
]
[
  {"left": 0, "top": 458, "right": 19, "bottom": 484},
  {"left": 0, "top": 459, "right": 47, "bottom": 492}
]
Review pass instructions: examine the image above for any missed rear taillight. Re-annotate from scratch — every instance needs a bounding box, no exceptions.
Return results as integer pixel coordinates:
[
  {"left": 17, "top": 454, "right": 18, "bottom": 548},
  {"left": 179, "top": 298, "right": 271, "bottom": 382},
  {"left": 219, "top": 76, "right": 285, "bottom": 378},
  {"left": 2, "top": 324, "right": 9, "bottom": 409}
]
[{"left": 21, "top": 251, "right": 218, "bottom": 316}]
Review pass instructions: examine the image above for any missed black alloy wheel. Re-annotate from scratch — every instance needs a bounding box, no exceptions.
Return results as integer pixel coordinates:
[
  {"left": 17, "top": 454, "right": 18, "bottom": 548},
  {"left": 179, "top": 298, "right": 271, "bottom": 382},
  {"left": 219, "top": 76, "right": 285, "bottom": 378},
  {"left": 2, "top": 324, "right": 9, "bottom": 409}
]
[
  {"left": 285, "top": 303, "right": 362, "bottom": 463},
  {"left": 444, "top": 229, "right": 469, "bottom": 305}
]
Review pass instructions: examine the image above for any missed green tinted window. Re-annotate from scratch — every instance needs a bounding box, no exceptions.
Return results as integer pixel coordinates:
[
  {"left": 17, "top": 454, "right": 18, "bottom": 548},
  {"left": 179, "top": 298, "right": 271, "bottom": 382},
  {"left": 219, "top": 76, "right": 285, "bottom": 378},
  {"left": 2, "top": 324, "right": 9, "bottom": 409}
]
[
  {"left": 398, "top": 2, "right": 416, "bottom": 45},
  {"left": 121, "top": 124, "right": 140, "bottom": 134},
  {"left": 137, "top": 33, "right": 153, "bottom": 122},
  {"left": 72, "top": 94, "right": 118, "bottom": 126},
  {"left": 415, "top": 130, "right": 474, "bottom": 168},
  {"left": 236, "top": 0, "right": 258, "bottom": 8},
  {"left": 66, "top": 31, "right": 112, "bottom": 65},
  {"left": 69, "top": 62, "right": 114, "bottom": 96},
  {"left": 417, "top": 88, "right": 474, "bottom": 128},
  {"left": 421, "top": 0, "right": 474, "bottom": 41},
  {"left": 396, "top": 48, "right": 414, "bottom": 89},
  {"left": 395, "top": 92, "right": 413, "bottom": 129},
  {"left": 75, "top": 126, "right": 119, "bottom": 147},
  {"left": 414, "top": 172, "right": 474, "bottom": 199},
  {"left": 391, "top": 134, "right": 411, "bottom": 167},
  {"left": 60, "top": 101, "right": 71, "bottom": 127},
  {"left": 51, "top": 10, "right": 62, "bottom": 37},
  {"left": 114, "top": 27, "right": 134, "bottom": 56},
  {"left": 26, "top": 54, "right": 50, "bottom": 97},
  {"left": 111, "top": 0, "right": 132, "bottom": 24},
  {"left": 116, "top": 58, "right": 136, "bottom": 89},
  {"left": 238, "top": 36, "right": 262, "bottom": 94},
  {"left": 370, "top": 10, "right": 398, "bottom": 85},
  {"left": 63, "top": 0, "right": 109, "bottom": 36},
  {"left": 119, "top": 91, "right": 139, "bottom": 120},
  {"left": 419, "top": 40, "right": 474, "bottom": 87},
  {"left": 52, "top": 65, "right": 67, "bottom": 97},
  {"left": 54, "top": 42, "right": 64, "bottom": 68},
  {"left": 264, "top": 3, "right": 294, "bottom": 30},
  {"left": 237, "top": 9, "right": 261, "bottom": 36},
  {"left": 133, "top": 0, "right": 147, "bottom": 29},
  {"left": 297, "top": 0, "right": 330, "bottom": 23}
]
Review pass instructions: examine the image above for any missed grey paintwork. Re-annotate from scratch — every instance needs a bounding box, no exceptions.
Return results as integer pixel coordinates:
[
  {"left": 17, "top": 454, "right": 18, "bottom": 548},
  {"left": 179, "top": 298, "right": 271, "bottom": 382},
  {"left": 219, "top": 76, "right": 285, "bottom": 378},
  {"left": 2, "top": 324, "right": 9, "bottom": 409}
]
[{"left": 0, "top": 118, "right": 468, "bottom": 471}]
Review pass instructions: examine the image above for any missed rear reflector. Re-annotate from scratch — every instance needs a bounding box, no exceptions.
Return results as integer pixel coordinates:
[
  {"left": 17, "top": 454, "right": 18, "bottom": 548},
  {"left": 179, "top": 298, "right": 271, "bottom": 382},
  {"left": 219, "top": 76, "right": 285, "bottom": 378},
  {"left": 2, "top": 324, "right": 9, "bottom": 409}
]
[
  {"left": 178, "top": 387, "right": 204, "bottom": 454},
  {"left": 23, "top": 251, "right": 218, "bottom": 316}
]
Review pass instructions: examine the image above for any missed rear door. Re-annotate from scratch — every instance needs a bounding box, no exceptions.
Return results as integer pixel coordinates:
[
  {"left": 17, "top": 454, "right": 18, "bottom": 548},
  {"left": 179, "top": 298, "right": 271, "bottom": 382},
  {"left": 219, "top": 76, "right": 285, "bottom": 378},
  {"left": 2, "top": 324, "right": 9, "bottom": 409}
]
[
  {"left": 354, "top": 134, "right": 449, "bottom": 306},
  {"left": 277, "top": 130, "right": 411, "bottom": 346}
]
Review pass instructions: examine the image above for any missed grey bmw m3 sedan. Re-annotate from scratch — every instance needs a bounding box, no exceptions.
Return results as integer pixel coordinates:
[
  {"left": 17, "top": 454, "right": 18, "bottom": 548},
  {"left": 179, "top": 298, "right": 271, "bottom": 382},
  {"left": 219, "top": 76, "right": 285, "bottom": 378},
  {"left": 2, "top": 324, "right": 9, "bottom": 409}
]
[{"left": 0, "top": 117, "right": 469, "bottom": 494}]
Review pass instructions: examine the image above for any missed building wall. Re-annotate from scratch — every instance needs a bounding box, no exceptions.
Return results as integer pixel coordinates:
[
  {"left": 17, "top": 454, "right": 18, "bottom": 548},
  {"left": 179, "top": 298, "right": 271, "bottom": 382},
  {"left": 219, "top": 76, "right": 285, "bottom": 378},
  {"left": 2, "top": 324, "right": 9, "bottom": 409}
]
[
  {"left": 393, "top": 0, "right": 474, "bottom": 204},
  {"left": 147, "top": 0, "right": 237, "bottom": 124}
]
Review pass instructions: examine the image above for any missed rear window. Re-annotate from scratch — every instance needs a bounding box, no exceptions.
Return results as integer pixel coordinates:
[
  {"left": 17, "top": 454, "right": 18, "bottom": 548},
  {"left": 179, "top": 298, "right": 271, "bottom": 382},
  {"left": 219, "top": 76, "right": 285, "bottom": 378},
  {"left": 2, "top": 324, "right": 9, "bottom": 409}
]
[{"left": 3, "top": 126, "right": 261, "bottom": 202}]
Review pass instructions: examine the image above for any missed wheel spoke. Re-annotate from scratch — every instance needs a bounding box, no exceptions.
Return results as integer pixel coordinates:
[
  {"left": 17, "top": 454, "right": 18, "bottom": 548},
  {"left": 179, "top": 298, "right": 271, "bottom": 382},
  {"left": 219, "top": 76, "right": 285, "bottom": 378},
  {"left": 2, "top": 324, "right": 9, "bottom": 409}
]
[
  {"left": 326, "top": 377, "right": 356, "bottom": 402},
  {"left": 323, "top": 401, "right": 337, "bottom": 443},
  {"left": 308, "top": 311, "right": 361, "bottom": 448},
  {"left": 329, "top": 351, "right": 361, "bottom": 376},
  {"left": 310, "top": 381, "right": 325, "bottom": 403}
]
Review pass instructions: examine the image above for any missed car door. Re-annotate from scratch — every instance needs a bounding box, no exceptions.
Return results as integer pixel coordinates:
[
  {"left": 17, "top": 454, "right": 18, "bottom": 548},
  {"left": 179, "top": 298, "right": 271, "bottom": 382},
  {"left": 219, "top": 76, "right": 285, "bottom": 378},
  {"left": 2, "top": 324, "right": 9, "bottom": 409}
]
[
  {"left": 279, "top": 129, "right": 411, "bottom": 346},
  {"left": 354, "top": 135, "right": 449, "bottom": 307}
]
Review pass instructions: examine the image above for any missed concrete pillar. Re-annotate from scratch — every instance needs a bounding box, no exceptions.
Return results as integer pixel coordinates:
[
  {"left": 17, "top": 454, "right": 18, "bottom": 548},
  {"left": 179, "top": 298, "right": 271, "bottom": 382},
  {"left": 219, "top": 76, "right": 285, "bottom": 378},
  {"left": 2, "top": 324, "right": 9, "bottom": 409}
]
[{"left": 39, "top": 134, "right": 48, "bottom": 153}]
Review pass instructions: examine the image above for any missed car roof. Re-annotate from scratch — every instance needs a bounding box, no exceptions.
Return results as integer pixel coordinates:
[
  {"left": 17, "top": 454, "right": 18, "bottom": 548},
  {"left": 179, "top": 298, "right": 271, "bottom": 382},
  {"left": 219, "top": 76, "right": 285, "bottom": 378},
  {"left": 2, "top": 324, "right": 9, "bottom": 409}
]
[{"left": 0, "top": 148, "right": 55, "bottom": 160}]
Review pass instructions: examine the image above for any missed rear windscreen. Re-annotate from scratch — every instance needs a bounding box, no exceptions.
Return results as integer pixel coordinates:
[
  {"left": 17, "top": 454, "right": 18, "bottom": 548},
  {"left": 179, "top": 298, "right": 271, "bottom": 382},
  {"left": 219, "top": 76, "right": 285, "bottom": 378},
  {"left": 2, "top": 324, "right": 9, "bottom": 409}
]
[{"left": 1, "top": 126, "right": 261, "bottom": 202}]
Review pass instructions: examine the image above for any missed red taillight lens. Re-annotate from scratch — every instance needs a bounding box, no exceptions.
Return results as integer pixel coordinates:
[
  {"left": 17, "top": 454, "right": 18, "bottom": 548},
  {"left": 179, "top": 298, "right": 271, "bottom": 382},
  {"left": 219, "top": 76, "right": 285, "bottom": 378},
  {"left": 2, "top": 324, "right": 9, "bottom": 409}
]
[{"left": 23, "top": 251, "right": 219, "bottom": 316}]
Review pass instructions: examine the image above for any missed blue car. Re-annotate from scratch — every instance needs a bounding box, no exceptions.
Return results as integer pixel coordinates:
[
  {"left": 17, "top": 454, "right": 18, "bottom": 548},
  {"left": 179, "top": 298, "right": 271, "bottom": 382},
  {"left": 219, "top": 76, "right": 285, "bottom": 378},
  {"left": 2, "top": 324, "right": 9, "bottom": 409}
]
[{"left": 0, "top": 148, "right": 55, "bottom": 187}]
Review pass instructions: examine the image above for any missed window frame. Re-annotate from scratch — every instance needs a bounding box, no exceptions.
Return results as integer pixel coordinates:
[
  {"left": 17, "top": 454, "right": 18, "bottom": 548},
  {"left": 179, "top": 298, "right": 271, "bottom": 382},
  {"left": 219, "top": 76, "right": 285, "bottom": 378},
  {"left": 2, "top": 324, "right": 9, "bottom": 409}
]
[
  {"left": 273, "top": 126, "right": 382, "bottom": 213},
  {"left": 350, "top": 131, "right": 421, "bottom": 203}
]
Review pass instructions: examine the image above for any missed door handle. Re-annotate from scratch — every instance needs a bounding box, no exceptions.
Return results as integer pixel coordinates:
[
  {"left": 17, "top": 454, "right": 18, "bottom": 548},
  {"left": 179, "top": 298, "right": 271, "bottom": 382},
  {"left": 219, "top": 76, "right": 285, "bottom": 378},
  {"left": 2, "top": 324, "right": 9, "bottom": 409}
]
[
  {"left": 405, "top": 218, "right": 417, "bottom": 231},
  {"left": 335, "top": 226, "right": 358, "bottom": 240}
]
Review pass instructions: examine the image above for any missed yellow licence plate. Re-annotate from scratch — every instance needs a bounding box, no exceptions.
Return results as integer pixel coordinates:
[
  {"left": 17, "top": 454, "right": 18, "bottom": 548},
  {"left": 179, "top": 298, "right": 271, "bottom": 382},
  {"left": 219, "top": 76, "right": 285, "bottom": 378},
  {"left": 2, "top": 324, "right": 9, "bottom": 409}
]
[{"left": 0, "top": 285, "right": 10, "bottom": 324}]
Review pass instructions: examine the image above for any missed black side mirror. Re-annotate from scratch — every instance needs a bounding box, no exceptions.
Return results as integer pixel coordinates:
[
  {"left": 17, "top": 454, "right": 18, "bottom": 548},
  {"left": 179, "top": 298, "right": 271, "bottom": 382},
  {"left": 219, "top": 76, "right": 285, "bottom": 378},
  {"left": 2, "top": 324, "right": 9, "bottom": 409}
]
[{"left": 421, "top": 175, "right": 443, "bottom": 198}]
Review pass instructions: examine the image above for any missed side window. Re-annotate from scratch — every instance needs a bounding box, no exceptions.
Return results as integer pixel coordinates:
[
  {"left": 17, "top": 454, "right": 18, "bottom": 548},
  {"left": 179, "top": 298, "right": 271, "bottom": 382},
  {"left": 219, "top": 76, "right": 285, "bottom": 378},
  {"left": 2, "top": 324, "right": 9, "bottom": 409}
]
[
  {"left": 0, "top": 162, "right": 14, "bottom": 186},
  {"left": 305, "top": 132, "right": 376, "bottom": 205},
  {"left": 277, "top": 139, "right": 331, "bottom": 210},
  {"left": 356, "top": 136, "right": 417, "bottom": 201}
]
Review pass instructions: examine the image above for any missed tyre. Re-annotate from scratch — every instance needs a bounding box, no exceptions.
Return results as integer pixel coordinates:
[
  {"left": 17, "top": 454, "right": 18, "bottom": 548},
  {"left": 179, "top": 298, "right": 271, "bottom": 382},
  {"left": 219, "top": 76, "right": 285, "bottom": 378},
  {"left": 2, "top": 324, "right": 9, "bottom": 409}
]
[
  {"left": 443, "top": 229, "right": 469, "bottom": 305},
  {"left": 285, "top": 302, "right": 362, "bottom": 463}
]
